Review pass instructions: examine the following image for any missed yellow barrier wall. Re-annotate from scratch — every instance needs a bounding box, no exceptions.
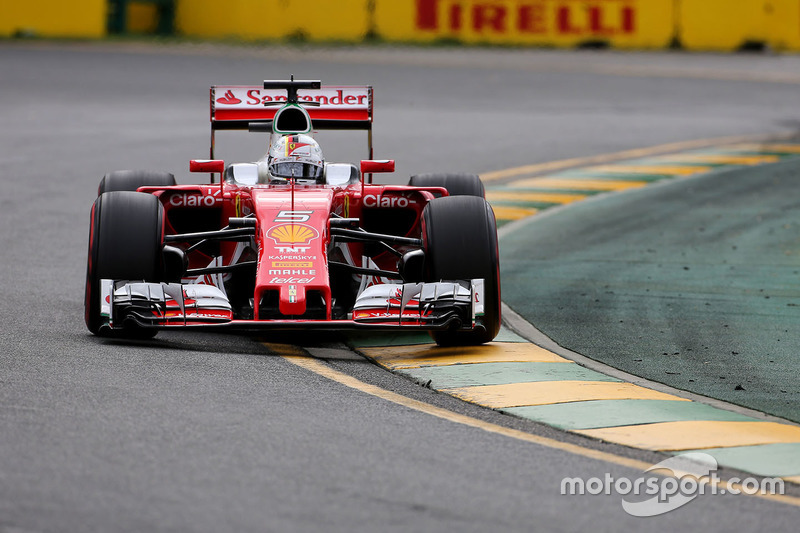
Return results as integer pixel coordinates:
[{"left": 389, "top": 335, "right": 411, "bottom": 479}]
[
  {"left": 174, "top": 0, "right": 370, "bottom": 41},
  {"left": 680, "top": 0, "right": 766, "bottom": 51},
  {"left": 768, "top": 0, "right": 800, "bottom": 51},
  {"left": 0, "top": 0, "right": 107, "bottom": 38},
  {"left": 2, "top": 0, "right": 799, "bottom": 51},
  {"left": 680, "top": 0, "right": 800, "bottom": 51},
  {"left": 374, "top": 0, "right": 675, "bottom": 49}
]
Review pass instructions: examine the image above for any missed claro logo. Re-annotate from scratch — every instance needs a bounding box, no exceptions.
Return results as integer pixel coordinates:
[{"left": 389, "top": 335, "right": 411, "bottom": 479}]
[
  {"left": 169, "top": 190, "right": 222, "bottom": 207},
  {"left": 363, "top": 194, "right": 412, "bottom": 208}
]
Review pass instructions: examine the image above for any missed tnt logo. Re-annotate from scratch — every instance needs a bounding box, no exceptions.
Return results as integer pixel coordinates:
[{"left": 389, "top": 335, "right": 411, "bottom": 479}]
[{"left": 415, "top": 0, "right": 636, "bottom": 37}]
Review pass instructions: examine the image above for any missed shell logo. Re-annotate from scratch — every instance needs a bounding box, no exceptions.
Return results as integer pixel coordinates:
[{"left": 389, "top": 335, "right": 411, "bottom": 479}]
[{"left": 267, "top": 223, "right": 319, "bottom": 245}]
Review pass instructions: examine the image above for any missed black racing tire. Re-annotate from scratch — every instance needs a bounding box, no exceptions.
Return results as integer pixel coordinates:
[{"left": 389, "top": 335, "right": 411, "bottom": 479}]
[
  {"left": 408, "top": 173, "right": 485, "bottom": 198},
  {"left": 85, "top": 191, "right": 164, "bottom": 337},
  {"left": 421, "top": 195, "right": 501, "bottom": 346},
  {"left": 98, "top": 170, "right": 176, "bottom": 195}
]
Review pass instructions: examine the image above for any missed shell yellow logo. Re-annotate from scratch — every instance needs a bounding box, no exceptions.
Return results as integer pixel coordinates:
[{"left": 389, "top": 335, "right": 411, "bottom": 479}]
[{"left": 267, "top": 223, "right": 319, "bottom": 244}]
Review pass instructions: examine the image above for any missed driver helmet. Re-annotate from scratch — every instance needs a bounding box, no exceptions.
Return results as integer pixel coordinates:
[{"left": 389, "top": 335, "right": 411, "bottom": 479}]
[{"left": 267, "top": 134, "right": 324, "bottom": 183}]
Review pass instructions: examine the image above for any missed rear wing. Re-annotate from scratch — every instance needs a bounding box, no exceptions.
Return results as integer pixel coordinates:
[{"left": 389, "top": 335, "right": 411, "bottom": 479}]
[{"left": 209, "top": 84, "right": 373, "bottom": 159}]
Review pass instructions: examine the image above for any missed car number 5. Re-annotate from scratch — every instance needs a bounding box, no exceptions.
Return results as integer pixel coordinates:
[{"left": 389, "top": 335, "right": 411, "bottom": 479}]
[{"left": 275, "top": 210, "right": 313, "bottom": 222}]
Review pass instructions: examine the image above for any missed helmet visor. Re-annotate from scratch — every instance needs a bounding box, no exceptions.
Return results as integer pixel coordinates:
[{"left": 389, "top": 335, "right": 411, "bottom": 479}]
[{"left": 270, "top": 162, "right": 322, "bottom": 180}]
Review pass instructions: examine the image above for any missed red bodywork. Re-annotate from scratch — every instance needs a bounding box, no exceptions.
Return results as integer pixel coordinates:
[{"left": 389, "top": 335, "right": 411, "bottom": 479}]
[{"left": 146, "top": 179, "right": 443, "bottom": 327}]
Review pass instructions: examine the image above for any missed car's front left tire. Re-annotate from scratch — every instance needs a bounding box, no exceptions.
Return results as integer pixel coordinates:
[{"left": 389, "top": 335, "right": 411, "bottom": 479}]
[
  {"left": 408, "top": 172, "right": 485, "bottom": 198},
  {"left": 421, "top": 195, "right": 501, "bottom": 345}
]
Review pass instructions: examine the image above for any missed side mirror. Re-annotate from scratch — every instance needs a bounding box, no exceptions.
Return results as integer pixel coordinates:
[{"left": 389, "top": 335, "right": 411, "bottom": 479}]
[
  {"left": 360, "top": 160, "right": 395, "bottom": 174},
  {"left": 190, "top": 159, "right": 225, "bottom": 174},
  {"left": 229, "top": 163, "right": 259, "bottom": 185},
  {"left": 325, "top": 163, "right": 359, "bottom": 187}
]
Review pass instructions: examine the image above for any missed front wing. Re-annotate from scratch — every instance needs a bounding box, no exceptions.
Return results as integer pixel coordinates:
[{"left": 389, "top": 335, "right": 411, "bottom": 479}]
[{"left": 97, "top": 279, "right": 484, "bottom": 333}]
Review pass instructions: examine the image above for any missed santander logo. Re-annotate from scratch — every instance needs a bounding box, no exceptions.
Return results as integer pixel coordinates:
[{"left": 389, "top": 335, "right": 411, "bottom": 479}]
[{"left": 216, "top": 90, "right": 241, "bottom": 105}]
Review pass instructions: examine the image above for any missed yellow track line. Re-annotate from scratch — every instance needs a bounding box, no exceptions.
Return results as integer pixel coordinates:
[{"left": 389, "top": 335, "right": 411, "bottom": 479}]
[
  {"left": 650, "top": 154, "right": 780, "bottom": 165},
  {"left": 486, "top": 191, "right": 588, "bottom": 204},
  {"left": 443, "top": 380, "right": 688, "bottom": 408},
  {"left": 724, "top": 143, "right": 800, "bottom": 154},
  {"left": 360, "top": 342, "right": 570, "bottom": 369},
  {"left": 508, "top": 177, "right": 648, "bottom": 191},
  {"left": 576, "top": 421, "right": 800, "bottom": 452},
  {"left": 281, "top": 353, "right": 800, "bottom": 507},
  {"left": 587, "top": 164, "right": 712, "bottom": 176},
  {"left": 479, "top": 133, "right": 796, "bottom": 182},
  {"left": 492, "top": 206, "right": 539, "bottom": 220}
]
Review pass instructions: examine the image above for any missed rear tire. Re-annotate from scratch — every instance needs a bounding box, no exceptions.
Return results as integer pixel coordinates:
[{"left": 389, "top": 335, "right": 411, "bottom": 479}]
[
  {"left": 408, "top": 173, "right": 485, "bottom": 198},
  {"left": 85, "top": 191, "right": 164, "bottom": 337},
  {"left": 98, "top": 170, "right": 176, "bottom": 195},
  {"left": 421, "top": 196, "right": 501, "bottom": 345}
]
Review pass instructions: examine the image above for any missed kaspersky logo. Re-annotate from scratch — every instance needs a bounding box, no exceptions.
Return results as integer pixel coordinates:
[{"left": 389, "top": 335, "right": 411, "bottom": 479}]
[{"left": 267, "top": 223, "right": 319, "bottom": 253}]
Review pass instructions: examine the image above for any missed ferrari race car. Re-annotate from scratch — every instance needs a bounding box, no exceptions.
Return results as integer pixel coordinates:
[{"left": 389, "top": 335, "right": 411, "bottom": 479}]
[{"left": 85, "top": 78, "right": 500, "bottom": 345}]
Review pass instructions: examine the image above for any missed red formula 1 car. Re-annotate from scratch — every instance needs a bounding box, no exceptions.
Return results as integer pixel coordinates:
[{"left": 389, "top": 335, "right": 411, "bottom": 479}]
[{"left": 85, "top": 78, "right": 500, "bottom": 345}]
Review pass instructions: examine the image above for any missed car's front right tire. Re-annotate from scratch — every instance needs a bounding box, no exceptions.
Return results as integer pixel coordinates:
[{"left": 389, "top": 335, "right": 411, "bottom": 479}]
[
  {"left": 85, "top": 191, "right": 164, "bottom": 337},
  {"left": 97, "top": 170, "right": 176, "bottom": 195}
]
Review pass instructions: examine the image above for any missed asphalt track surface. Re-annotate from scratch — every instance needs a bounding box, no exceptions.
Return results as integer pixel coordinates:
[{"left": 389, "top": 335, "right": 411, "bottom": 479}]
[{"left": 3, "top": 42, "right": 800, "bottom": 531}]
